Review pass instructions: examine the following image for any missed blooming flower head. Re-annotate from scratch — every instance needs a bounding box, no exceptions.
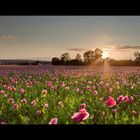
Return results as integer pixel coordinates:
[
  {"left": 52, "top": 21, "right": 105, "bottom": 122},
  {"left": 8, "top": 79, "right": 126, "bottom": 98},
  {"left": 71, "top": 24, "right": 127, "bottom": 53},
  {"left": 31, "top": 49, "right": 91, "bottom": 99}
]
[
  {"left": 88, "top": 81, "right": 92, "bottom": 85},
  {"left": 19, "top": 88, "right": 25, "bottom": 94},
  {"left": 3, "top": 85, "right": 7, "bottom": 89},
  {"left": 80, "top": 103, "right": 86, "bottom": 109},
  {"left": 128, "top": 96, "right": 134, "bottom": 103},
  {"left": 48, "top": 118, "right": 58, "bottom": 125},
  {"left": 12, "top": 87, "right": 16, "bottom": 92},
  {"left": 44, "top": 103, "right": 49, "bottom": 109},
  {"left": 106, "top": 96, "right": 116, "bottom": 107},
  {"left": 7, "top": 86, "right": 12, "bottom": 91},
  {"left": 92, "top": 86, "right": 96, "bottom": 89},
  {"left": 8, "top": 98, "right": 14, "bottom": 104},
  {"left": 31, "top": 100, "right": 36, "bottom": 107},
  {"left": 92, "top": 90, "right": 98, "bottom": 95},
  {"left": 61, "top": 82, "right": 65, "bottom": 87},
  {"left": 112, "top": 109, "right": 117, "bottom": 113},
  {"left": 71, "top": 108, "right": 89, "bottom": 122},
  {"left": 21, "top": 98, "right": 27, "bottom": 105},
  {"left": 42, "top": 89, "right": 47, "bottom": 95},
  {"left": 13, "top": 103, "right": 18, "bottom": 109},
  {"left": 123, "top": 95, "right": 128, "bottom": 102},
  {"left": 36, "top": 110, "right": 42, "bottom": 115},
  {"left": 58, "top": 101, "right": 63, "bottom": 107},
  {"left": 3, "top": 94, "right": 7, "bottom": 98},
  {"left": 117, "top": 95, "right": 124, "bottom": 102},
  {"left": 0, "top": 90, "right": 5, "bottom": 95},
  {"left": 75, "top": 88, "right": 79, "bottom": 92}
]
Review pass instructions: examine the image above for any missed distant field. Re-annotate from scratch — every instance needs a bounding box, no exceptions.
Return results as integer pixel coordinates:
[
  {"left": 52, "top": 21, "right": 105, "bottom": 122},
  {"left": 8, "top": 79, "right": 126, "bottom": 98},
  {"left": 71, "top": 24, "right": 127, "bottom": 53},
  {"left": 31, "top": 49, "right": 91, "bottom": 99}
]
[{"left": 0, "top": 65, "right": 140, "bottom": 124}]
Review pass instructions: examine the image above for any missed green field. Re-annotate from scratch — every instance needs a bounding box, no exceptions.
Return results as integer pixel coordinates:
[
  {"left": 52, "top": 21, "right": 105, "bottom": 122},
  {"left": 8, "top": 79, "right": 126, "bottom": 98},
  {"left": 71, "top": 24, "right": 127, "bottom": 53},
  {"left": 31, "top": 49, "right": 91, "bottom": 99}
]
[{"left": 0, "top": 65, "right": 140, "bottom": 124}]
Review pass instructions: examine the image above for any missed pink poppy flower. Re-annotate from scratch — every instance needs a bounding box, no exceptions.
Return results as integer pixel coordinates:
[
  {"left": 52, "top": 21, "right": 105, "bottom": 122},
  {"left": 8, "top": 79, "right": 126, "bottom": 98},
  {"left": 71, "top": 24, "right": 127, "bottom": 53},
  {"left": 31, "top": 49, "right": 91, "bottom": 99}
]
[
  {"left": 3, "top": 94, "right": 7, "bottom": 98},
  {"left": 88, "top": 81, "right": 92, "bottom": 85},
  {"left": 92, "top": 90, "right": 98, "bottom": 95},
  {"left": 44, "top": 103, "right": 49, "bottom": 109},
  {"left": 112, "top": 109, "right": 117, "bottom": 113},
  {"left": 31, "top": 100, "right": 36, "bottom": 107},
  {"left": 128, "top": 96, "right": 134, "bottom": 103},
  {"left": 75, "top": 88, "right": 80, "bottom": 92},
  {"left": 8, "top": 98, "right": 14, "bottom": 104},
  {"left": 19, "top": 88, "right": 25, "bottom": 94},
  {"left": 7, "top": 86, "right": 12, "bottom": 91},
  {"left": 60, "top": 82, "right": 65, "bottom": 87},
  {"left": 48, "top": 118, "right": 58, "bottom": 125},
  {"left": 36, "top": 110, "right": 42, "bottom": 115},
  {"left": 117, "top": 95, "right": 124, "bottom": 102},
  {"left": 80, "top": 103, "right": 86, "bottom": 109},
  {"left": 0, "top": 90, "right": 5, "bottom": 95},
  {"left": 21, "top": 98, "right": 27, "bottom": 105},
  {"left": 52, "top": 86, "right": 56, "bottom": 91},
  {"left": 13, "top": 103, "right": 18, "bottom": 109},
  {"left": 12, "top": 87, "right": 16, "bottom": 92},
  {"left": 123, "top": 96, "right": 128, "bottom": 102},
  {"left": 106, "top": 96, "right": 116, "bottom": 107},
  {"left": 3, "top": 85, "right": 7, "bottom": 89},
  {"left": 42, "top": 89, "right": 47, "bottom": 95},
  {"left": 71, "top": 108, "right": 89, "bottom": 122}
]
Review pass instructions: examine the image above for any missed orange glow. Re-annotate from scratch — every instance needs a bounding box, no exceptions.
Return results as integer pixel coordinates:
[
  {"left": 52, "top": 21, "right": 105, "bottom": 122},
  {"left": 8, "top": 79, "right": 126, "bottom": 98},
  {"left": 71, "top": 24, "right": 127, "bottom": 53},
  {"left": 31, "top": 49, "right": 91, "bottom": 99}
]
[{"left": 102, "top": 50, "right": 110, "bottom": 59}]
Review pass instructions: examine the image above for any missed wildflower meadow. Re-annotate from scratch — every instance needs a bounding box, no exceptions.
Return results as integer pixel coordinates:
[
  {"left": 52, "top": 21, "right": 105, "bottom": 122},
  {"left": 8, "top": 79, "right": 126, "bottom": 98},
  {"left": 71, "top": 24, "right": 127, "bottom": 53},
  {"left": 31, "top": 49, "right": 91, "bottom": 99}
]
[{"left": 0, "top": 65, "right": 140, "bottom": 124}]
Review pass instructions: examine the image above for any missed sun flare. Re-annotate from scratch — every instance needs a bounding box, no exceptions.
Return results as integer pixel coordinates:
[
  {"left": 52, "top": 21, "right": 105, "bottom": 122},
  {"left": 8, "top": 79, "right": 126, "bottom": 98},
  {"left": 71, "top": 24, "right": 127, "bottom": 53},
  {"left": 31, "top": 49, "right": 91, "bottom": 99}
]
[{"left": 102, "top": 50, "right": 110, "bottom": 59}]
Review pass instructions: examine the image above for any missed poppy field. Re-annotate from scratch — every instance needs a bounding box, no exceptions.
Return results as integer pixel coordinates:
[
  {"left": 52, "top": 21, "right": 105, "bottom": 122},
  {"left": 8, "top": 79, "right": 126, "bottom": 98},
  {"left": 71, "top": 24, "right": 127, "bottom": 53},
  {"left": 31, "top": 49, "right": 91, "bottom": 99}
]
[{"left": 0, "top": 65, "right": 140, "bottom": 124}]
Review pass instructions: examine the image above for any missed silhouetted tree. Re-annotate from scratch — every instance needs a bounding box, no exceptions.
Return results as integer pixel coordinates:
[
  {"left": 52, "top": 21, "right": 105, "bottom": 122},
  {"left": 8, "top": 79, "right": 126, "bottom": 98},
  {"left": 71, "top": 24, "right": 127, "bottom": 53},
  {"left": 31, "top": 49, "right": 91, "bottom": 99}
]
[
  {"left": 76, "top": 53, "right": 82, "bottom": 61},
  {"left": 83, "top": 50, "right": 94, "bottom": 64},
  {"left": 133, "top": 51, "right": 140, "bottom": 62},
  {"left": 94, "top": 48, "right": 103, "bottom": 60},
  {"left": 61, "top": 53, "right": 70, "bottom": 64},
  {"left": 52, "top": 57, "right": 60, "bottom": 65},
  {"left": 83, "top": 48, "right": 103, "bottom": 64}
]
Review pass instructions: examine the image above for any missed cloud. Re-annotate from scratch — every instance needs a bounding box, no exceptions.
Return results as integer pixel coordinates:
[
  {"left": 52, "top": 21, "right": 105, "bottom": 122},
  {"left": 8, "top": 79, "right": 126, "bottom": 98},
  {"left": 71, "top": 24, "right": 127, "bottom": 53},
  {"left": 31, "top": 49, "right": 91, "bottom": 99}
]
[
  {"left": 0, "top": 35, "right": 16, "bottom": 40},
  {"left": 102, "top": 45, "right": 140, "bottom": 51},
  {"left": 114, "top": 45, "right": 140, "bottom": 50},
  {"left": 67, "top": 48, "right": 88, "bottom": 52}
]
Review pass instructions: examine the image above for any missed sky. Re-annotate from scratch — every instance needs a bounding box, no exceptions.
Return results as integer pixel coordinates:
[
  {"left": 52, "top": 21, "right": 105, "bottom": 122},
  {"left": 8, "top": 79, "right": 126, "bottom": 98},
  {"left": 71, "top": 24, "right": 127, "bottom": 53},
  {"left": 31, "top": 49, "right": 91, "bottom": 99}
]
[{"left": 0, "top": 16, "right": 140, "bottom": 60}]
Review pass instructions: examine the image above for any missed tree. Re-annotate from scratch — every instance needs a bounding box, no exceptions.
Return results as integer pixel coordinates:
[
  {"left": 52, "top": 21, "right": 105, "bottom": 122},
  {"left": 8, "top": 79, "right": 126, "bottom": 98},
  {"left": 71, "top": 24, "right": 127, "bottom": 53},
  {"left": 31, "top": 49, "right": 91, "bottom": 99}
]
[
  {"left": 76, "top": 53, "right": 82, "bottom": 62},
  {"left": 94, "top": 48, "right": 103, "bottom": 60},
  {"left": 61, "top": 53, "right": 70, "bottom": 63},
  {"left": 83, "top": 50, "right": 94, "bottom": 64},
  {"left": 52, "top": 57, "right": 60, "bottom": 65},
  {"left": 133, "top": 51, "right": 140, "bottom": 62},
  {"left": 83, "top": 48, "right": 103, "bottom": 64}
]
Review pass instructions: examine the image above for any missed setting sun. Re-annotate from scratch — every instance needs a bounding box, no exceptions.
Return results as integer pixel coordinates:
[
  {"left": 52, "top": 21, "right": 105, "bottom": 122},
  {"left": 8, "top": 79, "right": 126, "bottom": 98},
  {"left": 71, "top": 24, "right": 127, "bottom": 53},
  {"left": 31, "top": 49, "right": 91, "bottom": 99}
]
[{"left": 102, "top": 50, "right": 110, "bottom": 59}]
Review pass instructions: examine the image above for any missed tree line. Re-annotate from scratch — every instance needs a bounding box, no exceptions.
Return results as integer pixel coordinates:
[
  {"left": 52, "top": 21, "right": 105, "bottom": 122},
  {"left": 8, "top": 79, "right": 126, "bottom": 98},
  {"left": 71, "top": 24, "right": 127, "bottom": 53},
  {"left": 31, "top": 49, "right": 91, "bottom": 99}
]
[{"left": 52, "top": 48, "right": 140, "bottom": 66}]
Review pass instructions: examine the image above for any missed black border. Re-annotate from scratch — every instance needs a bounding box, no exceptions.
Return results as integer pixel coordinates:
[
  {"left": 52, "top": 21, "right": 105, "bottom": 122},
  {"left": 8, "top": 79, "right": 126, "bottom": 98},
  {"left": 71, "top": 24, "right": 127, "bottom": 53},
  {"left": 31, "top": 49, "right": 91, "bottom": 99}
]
[{"left": 1, "top": 3, "right": 140, "bottom": 139}]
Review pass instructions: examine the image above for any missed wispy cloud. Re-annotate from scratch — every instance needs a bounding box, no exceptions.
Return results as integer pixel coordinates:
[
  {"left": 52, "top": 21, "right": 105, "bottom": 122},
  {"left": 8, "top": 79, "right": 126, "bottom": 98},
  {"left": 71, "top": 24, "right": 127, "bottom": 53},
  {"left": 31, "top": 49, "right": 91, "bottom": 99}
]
[
  {"left": 67, "top": 48, "right": 88, "bottom": 52},
  {"left": 0, "top": 35, "right": 16, "bottom": 40},
  {"left": 114, "top": 45, "right": 140, "bottom": 50},
  {"left": 102, "top": 45, "right": 140, "bottom": 51}
]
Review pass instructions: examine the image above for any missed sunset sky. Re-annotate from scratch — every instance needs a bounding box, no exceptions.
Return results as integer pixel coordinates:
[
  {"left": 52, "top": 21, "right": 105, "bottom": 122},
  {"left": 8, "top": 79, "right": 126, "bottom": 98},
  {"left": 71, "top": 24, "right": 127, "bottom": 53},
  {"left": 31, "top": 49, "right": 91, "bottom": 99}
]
[{"left": 0, "top": 16, "right": 140, "bottom": 60}]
